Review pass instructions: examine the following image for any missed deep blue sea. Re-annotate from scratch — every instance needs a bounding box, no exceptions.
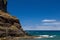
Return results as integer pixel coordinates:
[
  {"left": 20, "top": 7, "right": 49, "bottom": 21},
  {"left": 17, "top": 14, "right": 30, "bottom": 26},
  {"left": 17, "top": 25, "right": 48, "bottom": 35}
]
[{"left": 22, "top": 30, "right": 60, "bottom": 40}]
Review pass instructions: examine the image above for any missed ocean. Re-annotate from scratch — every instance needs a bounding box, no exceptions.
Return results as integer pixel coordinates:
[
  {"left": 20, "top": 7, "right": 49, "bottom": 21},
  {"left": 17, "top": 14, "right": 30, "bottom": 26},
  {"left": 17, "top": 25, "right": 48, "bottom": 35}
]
[{"left": 21, "top": 30, "right": 60, "bottom": 40}]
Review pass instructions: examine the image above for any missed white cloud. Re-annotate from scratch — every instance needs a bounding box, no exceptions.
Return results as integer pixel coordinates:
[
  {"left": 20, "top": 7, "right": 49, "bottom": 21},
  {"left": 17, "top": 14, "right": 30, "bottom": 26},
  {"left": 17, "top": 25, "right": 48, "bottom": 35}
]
[
  {"left": 42, "top": 19, "right": 56, "bottom": 23},
  {"left": 43, "top": 22, "right": 60, "bottom": 25},
  {"left": 23, "top": 19, "right": 60, "bottom": 30},
  {"left": 23, "top": 25, "right": 60, "bottom": 30},
  {"left": 42, "top": 19, "right": 60, "bottom": 26}
]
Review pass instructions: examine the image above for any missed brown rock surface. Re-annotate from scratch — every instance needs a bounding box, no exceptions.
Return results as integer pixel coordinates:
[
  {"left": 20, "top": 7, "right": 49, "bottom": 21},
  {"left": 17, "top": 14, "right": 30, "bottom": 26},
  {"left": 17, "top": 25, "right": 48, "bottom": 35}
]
[{"left": 0, "top": 10, "right": 27, "bottom": 37}]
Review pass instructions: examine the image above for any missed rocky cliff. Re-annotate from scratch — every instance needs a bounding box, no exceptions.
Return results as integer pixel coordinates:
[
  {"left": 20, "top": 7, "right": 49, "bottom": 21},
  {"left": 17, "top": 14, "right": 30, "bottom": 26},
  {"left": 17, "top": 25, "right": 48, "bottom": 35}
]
[{"left": 0, "top": 10, "right": 27, "bottom": 37}]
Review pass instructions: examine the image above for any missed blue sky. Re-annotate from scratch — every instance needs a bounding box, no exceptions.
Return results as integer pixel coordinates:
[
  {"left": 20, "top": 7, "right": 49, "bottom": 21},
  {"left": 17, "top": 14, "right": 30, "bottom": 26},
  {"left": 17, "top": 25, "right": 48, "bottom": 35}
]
[{"left": 8, "top": 0, "right": 60, "bottom": 30}]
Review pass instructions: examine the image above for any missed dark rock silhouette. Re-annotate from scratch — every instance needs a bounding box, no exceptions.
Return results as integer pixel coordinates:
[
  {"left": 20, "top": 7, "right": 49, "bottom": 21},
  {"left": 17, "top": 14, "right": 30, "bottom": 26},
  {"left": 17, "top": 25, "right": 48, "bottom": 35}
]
[{"left": 0, "top": 0, "right": 7, "bottom": 12}]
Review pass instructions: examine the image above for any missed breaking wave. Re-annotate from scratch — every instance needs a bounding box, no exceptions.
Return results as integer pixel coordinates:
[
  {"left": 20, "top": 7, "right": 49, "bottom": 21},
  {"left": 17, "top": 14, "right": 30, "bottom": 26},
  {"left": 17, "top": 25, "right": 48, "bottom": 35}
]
[{"left": 36, "top": 35, "right": 56, "bottom": 38}]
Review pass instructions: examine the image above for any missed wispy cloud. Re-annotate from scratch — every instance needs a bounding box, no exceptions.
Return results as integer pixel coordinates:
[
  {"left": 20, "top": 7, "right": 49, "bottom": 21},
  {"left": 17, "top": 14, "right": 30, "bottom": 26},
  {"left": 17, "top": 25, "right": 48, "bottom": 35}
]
[
  {"left": 23, "top": 25, "right": 60, "bottom": 30},
  {"left": 42, "top": 19, "right": 60, "bottom": 26},
  {"left": 23, "top": 19, "right": 60, "bottom": 30},
  {"left": 42, "top": 19, "right": 56, "bottom": 23}
]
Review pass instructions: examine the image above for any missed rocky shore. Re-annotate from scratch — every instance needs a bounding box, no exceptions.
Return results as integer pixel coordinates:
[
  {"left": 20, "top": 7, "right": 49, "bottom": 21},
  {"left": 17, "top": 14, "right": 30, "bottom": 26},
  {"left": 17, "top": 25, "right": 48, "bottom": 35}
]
[
  {"left": 0, "top": 35, "right": 51, "bottom": 40},
  {"left": 0, "top": 10, "right": 43, "bottom": 40},
  {"left": 0, "top": 10, "right": 27, "bottom": 37},
  {"left": 0, "top": 11, "right": 50, "bottom": 40}
]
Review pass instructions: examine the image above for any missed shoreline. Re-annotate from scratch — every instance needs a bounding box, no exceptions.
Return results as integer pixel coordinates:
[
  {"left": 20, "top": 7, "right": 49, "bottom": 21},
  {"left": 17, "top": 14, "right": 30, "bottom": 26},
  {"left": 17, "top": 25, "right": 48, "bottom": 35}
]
[{"left": 0, "top": 36, "right": 50, "bottom": 40}]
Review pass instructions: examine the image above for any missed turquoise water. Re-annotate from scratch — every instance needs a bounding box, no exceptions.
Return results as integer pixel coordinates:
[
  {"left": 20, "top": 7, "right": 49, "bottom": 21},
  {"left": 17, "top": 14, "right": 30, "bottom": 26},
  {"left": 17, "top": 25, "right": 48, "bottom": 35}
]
[{"left": 23, "top": 30, "right": 60, "bottom": 40}]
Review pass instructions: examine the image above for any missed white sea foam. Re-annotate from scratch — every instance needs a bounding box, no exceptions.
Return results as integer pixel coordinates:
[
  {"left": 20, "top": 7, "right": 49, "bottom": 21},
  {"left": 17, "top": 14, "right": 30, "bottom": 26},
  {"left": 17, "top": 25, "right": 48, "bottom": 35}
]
[
  {"left": 49, "top": 35, "right": 56, "bottom": 38},
  {"left": 36, "top": 35, "right": 56, "bottom": 38},
  {"left": 40, "top": 35, "right": 49, "bottom": 38}
]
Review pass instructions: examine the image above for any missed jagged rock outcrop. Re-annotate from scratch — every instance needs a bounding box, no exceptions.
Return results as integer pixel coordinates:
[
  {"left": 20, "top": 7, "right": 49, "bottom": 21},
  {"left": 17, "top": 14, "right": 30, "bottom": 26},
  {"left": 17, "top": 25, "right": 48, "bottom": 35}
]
[{"left": 0, "top": 10, "right": 27, "bottom": 37}]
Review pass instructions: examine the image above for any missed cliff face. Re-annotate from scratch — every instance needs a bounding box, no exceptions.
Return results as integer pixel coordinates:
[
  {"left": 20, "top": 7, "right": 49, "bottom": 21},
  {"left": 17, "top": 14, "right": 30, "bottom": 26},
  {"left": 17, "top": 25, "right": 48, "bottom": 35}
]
[{"left": 0, "top": 10, "right": 26, "bottom": 37}]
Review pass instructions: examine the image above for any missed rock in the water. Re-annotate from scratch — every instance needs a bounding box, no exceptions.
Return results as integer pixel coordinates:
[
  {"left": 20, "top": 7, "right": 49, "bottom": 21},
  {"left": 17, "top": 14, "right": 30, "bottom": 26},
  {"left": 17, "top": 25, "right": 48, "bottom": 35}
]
[{"left": 0, "top": 10, "right": 27, "bottom": 37}]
